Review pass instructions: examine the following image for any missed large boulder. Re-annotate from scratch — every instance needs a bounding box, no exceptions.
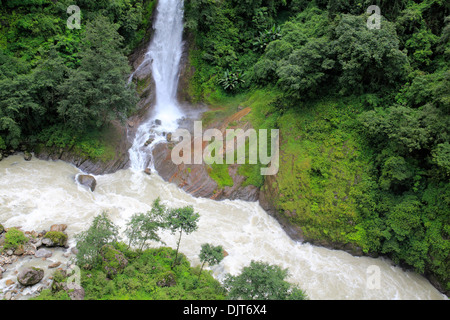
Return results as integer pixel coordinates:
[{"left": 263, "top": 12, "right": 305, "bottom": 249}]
[
  {"left": 23, "top": 151, "right": 32, "bottom": 161},
  {"left": 17, "top": 267, "right": 44, "bottom": 286},
  {"left": 76, "top": 175, "right": 97, "bottom": 192},
  {"left": 42, "top": 231, "right": 68, "bottom": 248},
  {"left": 35, "top": 248, "right": 53, "bottom": 258}
]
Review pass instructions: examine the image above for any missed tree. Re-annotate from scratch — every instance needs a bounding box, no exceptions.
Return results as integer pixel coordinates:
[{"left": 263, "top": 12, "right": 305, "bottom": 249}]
[
  {"left": 125, "top": 198, "right": 167, "bottom": 251},
  {"left": 198, "top": 243, "right": 224, "bottom": 281},
  {"left": 57, "top": 15, "right": 137, "bottom": 131},
  {"left": 224, "top": 261, "right": 308, "bottom": 300},
  {"left": 333, "top": 14, "right": 409, "bottom": 95},
  {"left": 75, "top": 212, "right": 119, "bottom": 269},
  {"left": 166, "top": 205, "right": 200, "bottom": 269}
]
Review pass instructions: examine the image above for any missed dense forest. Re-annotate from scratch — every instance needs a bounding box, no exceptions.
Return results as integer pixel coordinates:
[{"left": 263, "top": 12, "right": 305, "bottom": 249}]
[
  {"left": 0, "top": 0, "right": 449, "bottom": 296},
  {"left": 0, "top": 0, "right": 156, "bottom": 159}
]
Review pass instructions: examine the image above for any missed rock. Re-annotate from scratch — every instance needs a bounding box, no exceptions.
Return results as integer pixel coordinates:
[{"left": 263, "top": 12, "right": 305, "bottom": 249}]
[
  {"left": 144, "top": 138, "right": 155, "bottom": 147},
  {"left": 23, "top": 151, "right": 32, "bottom": 161},
  {"left": 77, "top": 174, "right": 97, "bottom": 192},
  {"left": 35, "top": 248, "right": 53, "bottom": 258},
  {"left": 156, "top": 271, "right": 176, "bottom": 288},
  {"left": 50, "top": 224, "right": 68, "bottom": 232},
  {"left": 42, "top": 231, "right": 68, "bottom": 248},
  {"left": 71, "top": 247, "right": 79, "bottom": 255},
  {"left": 155, "top": 119, "right": 162, "bottom": 126},
  {"left": 33, "top": 239, "right": 42, "bottom": 249},
  {"left": 166, "top": 133, "right": 173, "bottom": 142},
  {"left": 14, "top": 245, "right": 25, "bottom": 256},
  {"left": 0, "top": 270, "right": 2, "bottom": 279},
  {"left": 100, "top": 245, "right": 128, "bottom": 278},
  {"left": 48, "top": 262, "right": 62, "bottom": 269},
  {"left": 68, "top": 285, "right": 85, "bottom": 301},
  {"left": 17, "top": 267, "right": 44, "bottom": 286},
  {"left": 6, "top": 250, "right": 13, "bottom": 256},
  {"left": 4, "top": 291, "right": 12, "bottom": 300},
  {"left": 144, "top": 168, "right": 152, "bottom": 175},
  {"left": 0, "top": 224, "right": 4, "bottom": 234},
  {"left": 5, "top": 279, "right": 14, "bottom": 286}
]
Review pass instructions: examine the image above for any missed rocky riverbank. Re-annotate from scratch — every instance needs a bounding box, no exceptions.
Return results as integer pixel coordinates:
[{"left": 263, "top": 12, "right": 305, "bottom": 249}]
[{"left": 0, "top": 224, "right": 82, "bottom": 300}]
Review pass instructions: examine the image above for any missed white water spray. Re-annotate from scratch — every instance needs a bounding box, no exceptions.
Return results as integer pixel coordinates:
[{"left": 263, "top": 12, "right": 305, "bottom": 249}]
[{"left": 129, "top": 0, "right": 185, "bottom": 171}]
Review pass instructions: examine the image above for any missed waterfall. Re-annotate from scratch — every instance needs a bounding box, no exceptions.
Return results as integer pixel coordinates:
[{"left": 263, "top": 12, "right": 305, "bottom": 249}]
[{"left": 128, "top": 0, "right": 185, "bottom": 171}]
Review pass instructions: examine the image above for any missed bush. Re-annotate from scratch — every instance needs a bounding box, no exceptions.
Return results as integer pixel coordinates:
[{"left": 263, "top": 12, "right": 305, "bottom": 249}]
[
  {"left": 3, "top": 228, "right": 28, "bottom": 251},
  {"left": 224, "top": 261, "right": 308, "bottom": 300}
]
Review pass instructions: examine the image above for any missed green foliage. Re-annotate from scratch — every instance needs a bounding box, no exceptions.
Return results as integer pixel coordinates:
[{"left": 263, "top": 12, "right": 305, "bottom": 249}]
[
  {"left": 253, "top": 25, "right": 282, "bottom": 52},
  {"left": 100, "top": 244, "right": 129, "bottom": 278},
  {"left": 217, "top": 70, "right": 246, "bottom": 92},
  {"left": 58, "top": 16, "right": 137, "bottom": 131},
  {"left": 0, "top": 0, "right": 141, "bottom": 152},
  {"left": 166, "top": 206, "right": 200, "bottom": 268},
  {"left": 75, "top": 212, "right": 119, "bottom": 269},
  {"left": 125, "top": 198, "right": 167, "bottom": 251},
  {"left": 44, "top": 231, "right": 68, "bottom": 246},
  {"left": 33, "top": 246, "right": 226, "bottom": 300},
  {"left": 224, "top": 261, "right": 308, "bottom": 300},
  {"left": 198, "top": 243, "right": 224, "bottom": 280},
  {"left": 207, "top": 163, "right": 234, "bottom": 189},
  {"left": 3, "top": 227, "right": 28, "bottom": 251},
  {"left": 185, "top": 0, "right": 450, "bottom": 296}
]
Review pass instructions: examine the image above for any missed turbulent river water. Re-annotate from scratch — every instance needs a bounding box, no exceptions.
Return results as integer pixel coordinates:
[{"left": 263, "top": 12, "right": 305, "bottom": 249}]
[{"left": 0, "top": 0, "right": 447, "bottom": 300}]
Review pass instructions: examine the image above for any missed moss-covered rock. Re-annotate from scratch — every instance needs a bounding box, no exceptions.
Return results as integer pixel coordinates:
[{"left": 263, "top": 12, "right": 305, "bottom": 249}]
[
  {"left": 17, "top": 267, "right": 44, "bottom": 286},
  {"left": 100, "top": 245, "right": 128, "bottom": 278},
  {"left": 156, "top": 271, "right": 177, "bottom": 288},
  {"left": 42, "top": 231, "right": 68, "bottom": 247},
  {"left": 0, "top": 224, "right": 4, "bottom": 234}
]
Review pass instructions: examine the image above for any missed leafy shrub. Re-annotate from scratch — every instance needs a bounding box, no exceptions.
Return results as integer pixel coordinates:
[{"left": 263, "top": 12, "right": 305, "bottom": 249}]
[
  {"left": 217, "top": 70, "right": 246, "bottom": 92},
  {"left": 3, "top": 228, "right": 28, "bottom": 251}
]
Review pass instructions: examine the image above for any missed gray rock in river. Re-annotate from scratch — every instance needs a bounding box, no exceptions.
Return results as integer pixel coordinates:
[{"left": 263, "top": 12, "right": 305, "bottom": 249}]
[
  {"left": 35, "top": 248, "right": 53, "bottom": 258},
  {"left": 24, "top": 151, "right": 32, "bottom": 161},
  {"left": 17, "top": 267, "right": 44, "bottom": 286},
  {"left": 77, "top": 174, "right": 97, "bottom": 192}
]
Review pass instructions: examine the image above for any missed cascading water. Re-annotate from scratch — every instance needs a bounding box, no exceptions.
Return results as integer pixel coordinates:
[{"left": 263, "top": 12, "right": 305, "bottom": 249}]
[
  {"left": 129, "top": 0, "right": 185, "bottom": 171},
  {"left": 0, "top": 0, "right": 447, "bottom": 300}
]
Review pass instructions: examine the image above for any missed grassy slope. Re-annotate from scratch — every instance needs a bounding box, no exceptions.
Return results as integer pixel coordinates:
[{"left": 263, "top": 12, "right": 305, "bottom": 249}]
[{"left": 201, "top": 89, "right": 373, "bottom": 252}]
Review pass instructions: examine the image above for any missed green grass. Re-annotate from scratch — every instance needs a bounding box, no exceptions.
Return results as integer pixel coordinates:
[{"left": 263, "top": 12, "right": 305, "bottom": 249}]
[
  {"left": 207, "top": 163, "right": 234, "bottom": 189},
  {"left": 237, "top": 89, "right": 373, "bottom": 251}
]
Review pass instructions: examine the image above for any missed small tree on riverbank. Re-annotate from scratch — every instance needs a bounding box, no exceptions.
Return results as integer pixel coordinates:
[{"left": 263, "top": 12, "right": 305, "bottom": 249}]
[
  {"left": 166, "top": 205, "right": 200, "bottom": 269},
  {"left": 125, "top": 198, "right": 167, "bottom": 251},
  {"left": 75, "top": 212, "right": 119, "bottom": 269},
  {"left": 224, "top": 261, "right": 308, "bottom": 300},
  {"left": 198, "top": 243, "right": 225, "bottom": 281}
]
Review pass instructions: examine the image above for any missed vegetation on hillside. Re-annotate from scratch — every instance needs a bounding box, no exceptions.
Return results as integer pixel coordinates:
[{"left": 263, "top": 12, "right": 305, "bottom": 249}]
[
  {"left": 33, "top": 203, "right": 307, "bottom": 300},
  {"left": 0, "top": 0, "right": 157, "bottom": 161},
  {"left": 184, "top": 0, "right": 450, "bottom": 294}
]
